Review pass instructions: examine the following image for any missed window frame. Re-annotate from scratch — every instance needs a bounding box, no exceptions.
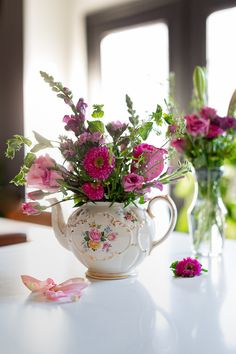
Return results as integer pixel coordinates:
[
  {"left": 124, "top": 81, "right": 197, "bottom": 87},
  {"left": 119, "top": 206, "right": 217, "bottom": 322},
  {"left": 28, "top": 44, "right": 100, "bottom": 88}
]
[{"left": 86, "top": 0, "right": 236, "bottom": 111}]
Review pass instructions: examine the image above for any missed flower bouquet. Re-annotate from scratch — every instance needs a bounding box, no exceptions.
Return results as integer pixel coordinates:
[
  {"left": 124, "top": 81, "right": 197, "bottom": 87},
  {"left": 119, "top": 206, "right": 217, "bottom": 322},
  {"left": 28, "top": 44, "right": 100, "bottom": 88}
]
[
  {"left": 6, "top": 71, "right": 190, "bottom": 214},
  {"left": 169, "top": 66, "right": 236, "bottom": 256}
]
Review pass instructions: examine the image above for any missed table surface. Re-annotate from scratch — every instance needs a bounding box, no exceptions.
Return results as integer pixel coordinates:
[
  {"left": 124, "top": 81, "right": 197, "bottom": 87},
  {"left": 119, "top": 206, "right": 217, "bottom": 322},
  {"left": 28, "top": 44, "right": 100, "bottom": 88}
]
[{"left": 0, "top": 217, "right": 235, "bottom": 354}]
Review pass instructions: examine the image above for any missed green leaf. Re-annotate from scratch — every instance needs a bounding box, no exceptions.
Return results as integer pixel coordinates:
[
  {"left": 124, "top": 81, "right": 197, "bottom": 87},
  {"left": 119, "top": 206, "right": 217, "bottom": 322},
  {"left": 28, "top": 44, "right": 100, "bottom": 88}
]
[
  {"left": 193, "top": 66, "right": 207, "bottom": 107},
  {"left": 170, "top": 260, "right": 178, "bottom": 269},
  {"left": 5, "top": 135, "right": 32, "bottom": 159},
  {"left": 88, "top": 120, "right": 105, "bottom": 133},
  {"left": 163, "top": 113, "right": 174, "bottom": 125},
  {"left": 138, "top": 122, "right": 153, "bottom": 140},
  {"left": 227, "top": 89, "right": 236, "bottom": 117},
  {"left": 126, "top": 94, "right": 139, "bottom": 126},
  {"left": 10, "top": 166, "right": 28, "bottom": 186},
  {"left": 24, "top": 152, "right": 36, "bottom": 168},
  {"left": 92, "top": 104, "right": 104, "bottom": 118},
  {"left": 138, "top": 195, "right": 145, "bottom": 204},
  {"left": 33, "top": 131, "right": 53, "bottom": 147}
]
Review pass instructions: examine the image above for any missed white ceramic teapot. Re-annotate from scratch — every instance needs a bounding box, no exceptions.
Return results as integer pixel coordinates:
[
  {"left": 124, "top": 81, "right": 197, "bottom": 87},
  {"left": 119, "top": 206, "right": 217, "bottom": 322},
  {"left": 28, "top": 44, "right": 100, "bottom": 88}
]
[{"left": 50, "top": 195, "right": 177, "bottom": 279}]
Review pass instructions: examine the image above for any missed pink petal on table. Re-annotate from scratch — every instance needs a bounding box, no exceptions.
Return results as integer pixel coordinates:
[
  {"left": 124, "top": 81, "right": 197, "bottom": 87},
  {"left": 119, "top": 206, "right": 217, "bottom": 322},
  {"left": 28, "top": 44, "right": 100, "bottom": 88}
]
[
  {"left": 21, "top": 275, "right": 55, "bottom": 292},
  {"left": 47, "top": 278, "right": 89, "bottom": 302}
]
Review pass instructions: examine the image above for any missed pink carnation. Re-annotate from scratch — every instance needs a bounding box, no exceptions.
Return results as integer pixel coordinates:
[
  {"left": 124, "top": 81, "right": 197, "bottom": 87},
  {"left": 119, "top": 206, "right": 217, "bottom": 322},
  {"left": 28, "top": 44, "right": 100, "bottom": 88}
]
[
  {"left": 185, "top": 114, "right": 209, "bottom": 136},
  {"left": 175, "top": 257, "right": 202, "bottom": 277},
  {"left": 122, "top": 173, "right": 144, "bottom": 192},
  {"left": 132, "top": 143, "right": 167, "bottom": 181},
  {"left": 200, "top": 107, "right": 217, "bottom": 120},
  {"left": 206, "top": 124, "right": 224, "bottom": 138},
  {"left": 82, "top": 182, "right": 104, "bottom": 200},
  {"left": 22, "top": 202, "right": 41, "bottom": 215},
  {"left": 26, "top": 154, "right": 62, "bottom": 192},
  {"left": 83, "top": 146, "right": 115, "bottom": 180},
  {"left": 171, "top": 138, "right": 187, "bottom": 153}
]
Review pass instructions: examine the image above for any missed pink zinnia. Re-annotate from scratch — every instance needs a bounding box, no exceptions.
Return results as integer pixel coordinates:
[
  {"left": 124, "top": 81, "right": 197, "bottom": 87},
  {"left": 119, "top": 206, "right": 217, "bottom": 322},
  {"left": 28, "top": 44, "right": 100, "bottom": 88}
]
[
  {"left": 175, "top": 257, "right": 202, "bottom": 277},
  {"left": 122, "top": 173, "right": 144, "bottom": 192},
  {"left": 82, "top": 182, "right": 104, "bottom": 200},
  {"left": 132, "top": 143, "right": 167, "bottom": 182},
  {"left": 83, "top": 146, "right": 115, "bottom": 180}
]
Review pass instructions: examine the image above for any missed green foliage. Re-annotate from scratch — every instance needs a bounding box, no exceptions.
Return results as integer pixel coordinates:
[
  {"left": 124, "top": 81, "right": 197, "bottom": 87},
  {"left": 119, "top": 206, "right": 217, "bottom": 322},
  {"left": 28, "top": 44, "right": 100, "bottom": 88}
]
[
  {"left": 126, "top": 94, "right": 139, "bottom": 126},
  {"left": 88, "top": 120, "right": 105, "bottom": 133},
  {"left": 138, "top": 122, "right": 153, "bottom": 140},
  {"left": 92, "top": 104, "right": 104, "bottom": 118},
  {"left": 6, "top": 135, "right": 32, "bottom": 159}
]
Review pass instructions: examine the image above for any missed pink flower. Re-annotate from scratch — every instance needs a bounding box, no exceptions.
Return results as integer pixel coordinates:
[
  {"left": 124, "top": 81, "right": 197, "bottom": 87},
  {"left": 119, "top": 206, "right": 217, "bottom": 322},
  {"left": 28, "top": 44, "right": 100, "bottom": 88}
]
[
  {"left": 206, "top": 124, "right": 224, "bottom": 138},
  {"left": 89, "top": 228, "right": 102, "bottom": 242},
  {"left": 106, "top": 121, "right": 127, "bottom": 139},
  {"left": 21, "top": 276, "right": 88, "bottom": 303},
  {"left": 132, "top": 143, "right": 167, "bottom": 181},
  {"left": 26, "top": 154, "right": 62, "bottom": 192},
  {"left": 171, "top": 138, "right": 187, "bottom": 153},
  {"left": 200, "top": 107, "right": 217, "bottom": 120},
  {"left": 185, "top": 114, "right": 209, "bottom": 136},
  {"left": 21, "top": 202, "right": 41, "bottom": 215},
  {"left": 77, "top": 132, "right": 103, "bottom": 145},
  {"left": 82, "top": 182, "right": 104, "bottom": 200},
  {"left": 83, "top": 146, "right": 115, "bottom": 180},
  {"left": 171, "top": 257, "right": 205, "bottom": 277},
  {"left": 152, "top": 180, "right": 163, "bottom": 191},
  {"left": 122, "top": 173, "right": 144, "bottom": 192},
  {"left": 107, "top": 232, "right": 116, "bottom": 241},
  {"left": 102, "top": 242, "right": 110, "bottom": 252}
]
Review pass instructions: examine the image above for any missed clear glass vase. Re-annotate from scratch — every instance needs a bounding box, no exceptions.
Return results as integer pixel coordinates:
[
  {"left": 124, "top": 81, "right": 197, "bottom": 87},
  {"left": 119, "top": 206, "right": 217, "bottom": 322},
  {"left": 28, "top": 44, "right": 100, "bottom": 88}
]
[{"left": 188, "top": 167, "right": 227, "bottom": 256}]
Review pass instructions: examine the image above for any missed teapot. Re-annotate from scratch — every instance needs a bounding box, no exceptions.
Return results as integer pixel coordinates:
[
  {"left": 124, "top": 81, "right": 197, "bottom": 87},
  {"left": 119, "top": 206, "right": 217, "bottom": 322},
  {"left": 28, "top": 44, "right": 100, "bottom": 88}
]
[{"left": 50, "top": 195, "right": 177, "bottom": 280}]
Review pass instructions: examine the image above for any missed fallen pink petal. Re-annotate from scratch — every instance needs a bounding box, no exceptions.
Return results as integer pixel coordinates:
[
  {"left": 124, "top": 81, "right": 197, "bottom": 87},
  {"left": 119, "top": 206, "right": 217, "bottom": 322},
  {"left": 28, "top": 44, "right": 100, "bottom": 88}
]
[{"left": 21, "top": 275, "right": 89, "bottom": 302}]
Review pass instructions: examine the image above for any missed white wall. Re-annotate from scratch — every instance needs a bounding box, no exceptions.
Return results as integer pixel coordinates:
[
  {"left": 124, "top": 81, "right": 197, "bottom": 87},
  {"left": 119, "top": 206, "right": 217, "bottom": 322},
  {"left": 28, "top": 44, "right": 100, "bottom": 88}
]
[{"left": 23, "top": 0, "right": 137, "bottom": 142}]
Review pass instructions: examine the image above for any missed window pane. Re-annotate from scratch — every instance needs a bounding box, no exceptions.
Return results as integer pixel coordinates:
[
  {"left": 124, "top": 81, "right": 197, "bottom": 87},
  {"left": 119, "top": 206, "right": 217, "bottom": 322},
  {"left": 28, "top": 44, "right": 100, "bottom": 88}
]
[
  {"left": 207, "top": 7, "right": 236, "bottom": 115},
  {"left": 100, "top": 22, "right": 169, "bottom": 126}
]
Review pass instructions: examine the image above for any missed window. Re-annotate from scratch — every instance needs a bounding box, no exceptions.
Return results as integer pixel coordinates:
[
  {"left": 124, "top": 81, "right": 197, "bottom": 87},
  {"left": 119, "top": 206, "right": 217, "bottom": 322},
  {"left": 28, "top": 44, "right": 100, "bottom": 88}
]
[
  {"left": 100, "top": 22, "right": 169, "bottom": 123},
  {"left": 207, "top": 6, "right": 236, "bottom": 115}
]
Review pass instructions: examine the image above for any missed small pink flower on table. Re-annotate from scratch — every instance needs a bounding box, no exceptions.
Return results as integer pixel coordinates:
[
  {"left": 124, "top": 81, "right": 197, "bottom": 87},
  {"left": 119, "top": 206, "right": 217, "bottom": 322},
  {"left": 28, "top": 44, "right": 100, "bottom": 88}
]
[{"left": 170, "top": 257, "right": 208, "bottom": 277}]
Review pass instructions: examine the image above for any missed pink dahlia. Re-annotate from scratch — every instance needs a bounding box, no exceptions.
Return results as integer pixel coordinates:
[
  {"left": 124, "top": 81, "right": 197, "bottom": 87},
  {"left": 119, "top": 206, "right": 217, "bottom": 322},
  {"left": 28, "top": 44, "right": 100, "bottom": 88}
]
[
  {"left": 174, "top": 257, "right": 202, "bottom": 277},
  {"left": 132, "top": 143, "right": 167, "bottom": 182},
  {"left": 82, "top": 182, "right": 104, "bottom": 200},
  {"left": 83, "top": 146, "right": 115, "bottom": 180}
]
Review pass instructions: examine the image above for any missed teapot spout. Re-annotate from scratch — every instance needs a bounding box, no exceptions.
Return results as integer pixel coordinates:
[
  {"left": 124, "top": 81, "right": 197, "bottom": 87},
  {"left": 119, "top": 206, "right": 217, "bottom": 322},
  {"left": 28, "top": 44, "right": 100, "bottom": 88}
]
[{"left": 49, "top": 198, "right": 70, "bottom": 250}]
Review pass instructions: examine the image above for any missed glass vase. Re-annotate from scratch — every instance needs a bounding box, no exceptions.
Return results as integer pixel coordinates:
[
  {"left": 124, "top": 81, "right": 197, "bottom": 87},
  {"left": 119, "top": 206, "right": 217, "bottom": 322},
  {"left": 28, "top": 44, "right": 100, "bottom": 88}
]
[{"left": 188, "top": 167, "right": 227, "bottom": 256}]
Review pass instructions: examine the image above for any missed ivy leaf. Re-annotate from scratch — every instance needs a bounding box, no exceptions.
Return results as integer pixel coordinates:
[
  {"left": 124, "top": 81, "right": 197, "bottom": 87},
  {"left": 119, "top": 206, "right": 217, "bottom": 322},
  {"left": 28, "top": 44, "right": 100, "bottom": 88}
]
[
  {"left": 88, "top": 120, "right": 105, "bottom": 133},
  {"left": 92, "top": 104, "right": 104, "bottom": 118},
  {"left": 10, "top": 166, "right": 28, "bottom": 186},
  {"left": 5, "top": 135, "right": 32, "bottom": 159},
  {"left": 163, "top": 113, "right": 174, "bottom": 125},
  {"left": 138, "top": 122, "right": 153, "bottom": 140}
]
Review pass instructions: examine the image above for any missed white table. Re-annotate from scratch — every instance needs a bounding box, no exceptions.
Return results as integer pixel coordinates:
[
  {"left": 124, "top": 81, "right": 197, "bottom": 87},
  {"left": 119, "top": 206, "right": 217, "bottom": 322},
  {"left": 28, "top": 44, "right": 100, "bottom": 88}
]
[{"left": 0, "top": 218, "right": 235, "bottom": 354}]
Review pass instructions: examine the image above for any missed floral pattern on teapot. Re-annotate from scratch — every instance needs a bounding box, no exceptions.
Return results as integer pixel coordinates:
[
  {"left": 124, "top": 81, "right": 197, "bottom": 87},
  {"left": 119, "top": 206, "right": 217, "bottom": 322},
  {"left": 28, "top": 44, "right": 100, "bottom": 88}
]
[{"left": 81, "top": 225, "right": 117, "bottom": 252}]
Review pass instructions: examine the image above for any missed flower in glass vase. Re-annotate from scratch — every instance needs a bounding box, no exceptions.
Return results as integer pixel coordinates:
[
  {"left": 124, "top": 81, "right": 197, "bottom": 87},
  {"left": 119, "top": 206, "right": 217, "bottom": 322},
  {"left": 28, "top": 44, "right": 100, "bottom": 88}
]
[{"left": 168, "top": 66, "right": 236, "bottom": 256}]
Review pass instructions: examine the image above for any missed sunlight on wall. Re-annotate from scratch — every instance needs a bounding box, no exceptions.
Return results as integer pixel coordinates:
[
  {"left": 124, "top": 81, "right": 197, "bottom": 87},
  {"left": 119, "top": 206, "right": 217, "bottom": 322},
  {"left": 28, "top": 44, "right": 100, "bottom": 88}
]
[{"left": 207, "top": 7, "right": 236, "bottom": 115}]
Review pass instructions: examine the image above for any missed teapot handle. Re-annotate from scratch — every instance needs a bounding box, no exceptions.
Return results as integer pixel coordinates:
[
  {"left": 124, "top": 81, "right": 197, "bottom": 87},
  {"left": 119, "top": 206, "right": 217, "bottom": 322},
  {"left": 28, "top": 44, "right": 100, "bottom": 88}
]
[{"left": 147, "top": 195, "right": 177, "bottom": 253}]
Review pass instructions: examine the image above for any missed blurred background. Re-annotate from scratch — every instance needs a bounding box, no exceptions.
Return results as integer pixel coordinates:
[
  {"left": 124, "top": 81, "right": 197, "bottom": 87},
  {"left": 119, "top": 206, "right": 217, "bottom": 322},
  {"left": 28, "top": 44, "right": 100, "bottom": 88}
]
[{"left": 1, "top": 0, "right": 236, "bottom": 235}]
